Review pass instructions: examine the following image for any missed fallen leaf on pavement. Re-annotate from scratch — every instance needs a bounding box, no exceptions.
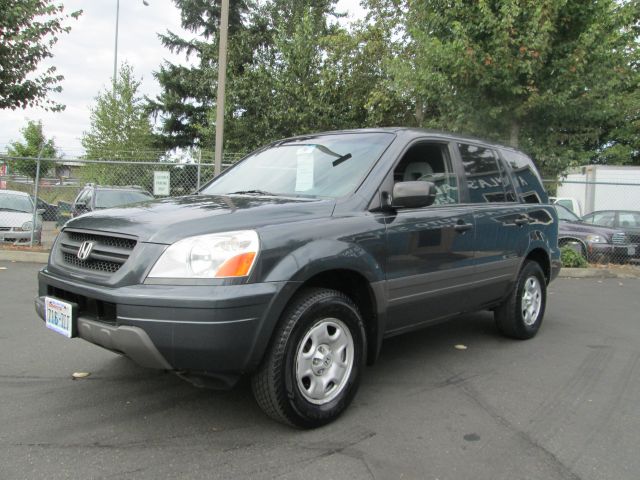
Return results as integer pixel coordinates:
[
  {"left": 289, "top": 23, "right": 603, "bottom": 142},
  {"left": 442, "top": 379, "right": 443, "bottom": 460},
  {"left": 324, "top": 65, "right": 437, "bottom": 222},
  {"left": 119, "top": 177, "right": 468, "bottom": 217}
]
[
  {"left": 72, "top": 372, "right": 91, "bottom": 379},
  {"left": 454, "top": 344, "right": 468, "bottom": 350}
]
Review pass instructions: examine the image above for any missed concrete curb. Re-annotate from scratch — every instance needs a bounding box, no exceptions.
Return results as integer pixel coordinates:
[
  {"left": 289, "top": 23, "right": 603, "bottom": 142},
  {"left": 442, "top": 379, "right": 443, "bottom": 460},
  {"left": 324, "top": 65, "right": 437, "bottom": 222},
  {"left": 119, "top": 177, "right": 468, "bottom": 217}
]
[
  {"left": 559, "top": 267, "right": 640, "bottom": 279},
  {"left": 2, "top": 249, "right": 639, "bottom": 278}
]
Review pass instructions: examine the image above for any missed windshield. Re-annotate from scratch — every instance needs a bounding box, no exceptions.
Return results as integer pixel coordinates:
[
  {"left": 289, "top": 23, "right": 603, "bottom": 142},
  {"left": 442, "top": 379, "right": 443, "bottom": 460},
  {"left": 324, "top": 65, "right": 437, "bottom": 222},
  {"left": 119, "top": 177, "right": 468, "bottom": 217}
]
[
  {"left": 0, "top": 193, "right": 33, "bottom": 213},
  {"left": 556, "top": 204, "right": 580, "bottom": 222},
  {"left": 95, "top": 190, "right": 153, "bottom": 209},
  {"left": 202, "top": 133, "right": 395, "bottom": 198}
]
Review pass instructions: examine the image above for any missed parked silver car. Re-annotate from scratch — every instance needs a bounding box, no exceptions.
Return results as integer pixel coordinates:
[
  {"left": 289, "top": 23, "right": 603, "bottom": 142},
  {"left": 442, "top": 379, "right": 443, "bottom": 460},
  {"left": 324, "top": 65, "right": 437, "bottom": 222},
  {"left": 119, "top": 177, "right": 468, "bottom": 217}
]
[{"left": 0, "top": 190, "right": 42, "bottom": 245}]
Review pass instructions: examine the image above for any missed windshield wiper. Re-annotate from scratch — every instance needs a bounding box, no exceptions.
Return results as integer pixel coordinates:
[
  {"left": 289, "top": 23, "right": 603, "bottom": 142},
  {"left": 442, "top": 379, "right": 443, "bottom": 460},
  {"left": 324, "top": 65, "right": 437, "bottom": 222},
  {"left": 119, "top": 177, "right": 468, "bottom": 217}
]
[
  {"left": 331, "top": 153, "right": 352, "bottom": 167},
  {"left": 311, "top": 145, "right": 352, "bottom": 167},
  {"left": 228, "top": 190, "right": 276, "bottom": 196},
  {"left": 0, "top": 208, "right": 28, "bottom": 212}
]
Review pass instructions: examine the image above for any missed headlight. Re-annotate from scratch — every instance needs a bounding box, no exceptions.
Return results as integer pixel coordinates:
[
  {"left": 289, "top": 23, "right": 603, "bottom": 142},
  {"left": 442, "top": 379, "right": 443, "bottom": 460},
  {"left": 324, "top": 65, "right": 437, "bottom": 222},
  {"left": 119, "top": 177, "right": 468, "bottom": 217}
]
[
  {"left": 586, "top": 234, "right": 607, "bottom": 244},
  {"left": 147, "top": 230, "right": 259, "bottom": 279},
  {"left": 21, "top": 221, "right": 33, "bottom": 231}
]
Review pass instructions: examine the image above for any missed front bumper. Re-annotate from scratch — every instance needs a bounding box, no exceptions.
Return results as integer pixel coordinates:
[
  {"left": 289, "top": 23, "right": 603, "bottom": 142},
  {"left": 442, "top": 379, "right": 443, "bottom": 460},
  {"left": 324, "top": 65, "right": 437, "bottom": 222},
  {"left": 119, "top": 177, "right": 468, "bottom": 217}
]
[
  {"left": 588, "top": 243, "right": 635, "bottom": 260},
  {"left": 35, "top": 267, "right": 294, "bottom": 379},
  {"left": 1, "top": 228, "right": 40, "bottom": 245}
]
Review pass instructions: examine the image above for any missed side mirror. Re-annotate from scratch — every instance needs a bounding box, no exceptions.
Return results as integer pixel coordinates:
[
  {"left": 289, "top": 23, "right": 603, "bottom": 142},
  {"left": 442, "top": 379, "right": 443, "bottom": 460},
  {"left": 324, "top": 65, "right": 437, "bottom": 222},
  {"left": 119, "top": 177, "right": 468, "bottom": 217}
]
[
  {"left": 392, "top": 181, "right": 436, "bottom": 209},
  {"left": 36, "top": 208, "right": 46, "bottom": 215}
]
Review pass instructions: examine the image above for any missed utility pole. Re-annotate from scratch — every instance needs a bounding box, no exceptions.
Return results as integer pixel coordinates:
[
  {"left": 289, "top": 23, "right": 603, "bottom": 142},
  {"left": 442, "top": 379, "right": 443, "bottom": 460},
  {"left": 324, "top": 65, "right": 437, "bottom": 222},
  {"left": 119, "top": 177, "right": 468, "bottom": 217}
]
[
  {"left": 30, "top": 144, "right": 46, "bottom": 247},
  {"left": 214, "top": 0, "right": 229, "bottom": 177}
]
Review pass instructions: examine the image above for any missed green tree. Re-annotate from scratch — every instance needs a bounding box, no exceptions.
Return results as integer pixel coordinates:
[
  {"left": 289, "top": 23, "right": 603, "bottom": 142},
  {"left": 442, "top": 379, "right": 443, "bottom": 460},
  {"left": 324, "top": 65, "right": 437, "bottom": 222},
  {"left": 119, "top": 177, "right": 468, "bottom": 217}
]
[
  {"left": 148, "top": 0, "right": 256, "bottom": 149},
  {"left": 0, "top": 0, "right": 81, "bottom": 111},
  {"left": 81, "top": 63, "right": 157, "bottom": 185},
  {"left": 7, "top": 120, "right": 57, "bottom": 180},
  {"left": 225, "top": 3, "right": 343, "bottom": 149},
  {"left": 149, "top": 0, "right": 401, "bottom": 154},
  {"left": 371, "top": 0, "right": 639, "bottom": 176}
]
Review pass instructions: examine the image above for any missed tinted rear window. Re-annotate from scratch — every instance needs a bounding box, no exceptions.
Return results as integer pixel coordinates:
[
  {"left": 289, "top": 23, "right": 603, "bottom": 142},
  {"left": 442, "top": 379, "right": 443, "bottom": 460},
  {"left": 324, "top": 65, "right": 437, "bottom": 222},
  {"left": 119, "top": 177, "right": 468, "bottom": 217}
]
[
  {"left": 501, "top": 150, "right": 548, "bottom": 203},
  {"left": 458, "top": 143, "right": 515, "bottom": 203}
]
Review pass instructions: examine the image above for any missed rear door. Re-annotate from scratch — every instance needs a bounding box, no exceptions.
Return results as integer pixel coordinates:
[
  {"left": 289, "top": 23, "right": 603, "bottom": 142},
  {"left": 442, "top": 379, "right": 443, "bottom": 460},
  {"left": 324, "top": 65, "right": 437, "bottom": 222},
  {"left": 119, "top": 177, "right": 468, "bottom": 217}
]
[{"left": 455, "top": 143, "right": 530, "bottom": 309}]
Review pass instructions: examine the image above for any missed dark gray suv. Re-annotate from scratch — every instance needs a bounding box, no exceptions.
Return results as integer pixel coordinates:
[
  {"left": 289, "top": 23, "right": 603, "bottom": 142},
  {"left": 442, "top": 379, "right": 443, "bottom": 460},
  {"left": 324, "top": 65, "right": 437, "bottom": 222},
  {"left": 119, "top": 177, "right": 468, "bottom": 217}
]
[{"left": 35, "top": 129, "right": 560, "bottom": 427}]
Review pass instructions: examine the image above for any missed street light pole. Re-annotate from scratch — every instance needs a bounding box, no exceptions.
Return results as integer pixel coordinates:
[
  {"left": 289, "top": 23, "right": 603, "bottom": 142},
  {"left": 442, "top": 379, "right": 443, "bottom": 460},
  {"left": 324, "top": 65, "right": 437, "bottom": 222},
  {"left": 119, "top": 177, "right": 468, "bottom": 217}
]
[
  {"left": 214, "top": 0, "right": 229, "bottom": 177},
  {"left": 113, "top": 0, "right": 148, "bottom": 93},
  {"left": 113, "top": 0, "right": 120, "bottom": 93}
]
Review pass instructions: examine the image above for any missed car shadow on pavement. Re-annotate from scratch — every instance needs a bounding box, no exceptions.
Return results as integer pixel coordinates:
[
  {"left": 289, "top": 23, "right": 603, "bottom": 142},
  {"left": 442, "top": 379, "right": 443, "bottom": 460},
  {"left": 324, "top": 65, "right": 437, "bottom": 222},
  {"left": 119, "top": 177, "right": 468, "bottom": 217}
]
[{"left": 63, "top": 310, "right": 503, "bottom": 432}]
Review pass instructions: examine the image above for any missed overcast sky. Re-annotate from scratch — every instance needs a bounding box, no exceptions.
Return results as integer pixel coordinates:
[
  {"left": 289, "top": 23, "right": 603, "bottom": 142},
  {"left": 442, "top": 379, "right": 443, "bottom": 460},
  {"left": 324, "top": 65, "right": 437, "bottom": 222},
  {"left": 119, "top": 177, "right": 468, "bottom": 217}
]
[{"left": 0, "top": 0, "right": 366, "bottom": 158}]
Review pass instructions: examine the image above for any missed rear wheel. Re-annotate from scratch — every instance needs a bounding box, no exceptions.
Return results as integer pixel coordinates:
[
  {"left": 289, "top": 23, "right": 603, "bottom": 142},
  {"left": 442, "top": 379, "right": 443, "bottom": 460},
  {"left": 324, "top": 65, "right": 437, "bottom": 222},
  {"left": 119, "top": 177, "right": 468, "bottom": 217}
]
[
  {"left": 251, "top": 288, "right": 366, "bottom": 428},
  {"left": 495, "top": 261, "right": 546, "bottom": 339}
]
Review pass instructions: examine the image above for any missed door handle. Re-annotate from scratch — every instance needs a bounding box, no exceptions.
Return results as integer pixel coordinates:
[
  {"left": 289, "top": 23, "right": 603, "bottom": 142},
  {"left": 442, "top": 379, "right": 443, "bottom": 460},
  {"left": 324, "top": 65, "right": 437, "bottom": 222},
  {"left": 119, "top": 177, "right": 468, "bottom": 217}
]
[
  {"left": 515, "top": 216, "right": 530, "bottom": 226},
  {"left": 454, "top": 222, "right": 473, "bottom": 233}
]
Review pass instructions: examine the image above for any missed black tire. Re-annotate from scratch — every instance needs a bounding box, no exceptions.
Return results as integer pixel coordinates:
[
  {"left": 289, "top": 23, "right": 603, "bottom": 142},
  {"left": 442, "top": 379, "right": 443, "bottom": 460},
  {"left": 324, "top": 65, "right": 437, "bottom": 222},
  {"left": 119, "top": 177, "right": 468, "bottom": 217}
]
[
  {"left": 495, "top": 260, "right": 547, "bottom": 340},
  {"left": 251, "top": 288, "right": 366, "bottom": 428}
]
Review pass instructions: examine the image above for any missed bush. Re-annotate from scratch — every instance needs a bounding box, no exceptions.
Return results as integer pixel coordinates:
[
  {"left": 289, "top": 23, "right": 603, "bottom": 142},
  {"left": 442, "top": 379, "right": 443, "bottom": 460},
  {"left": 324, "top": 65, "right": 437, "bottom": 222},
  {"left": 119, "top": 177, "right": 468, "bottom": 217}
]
[{"left": 560, "top": 245, "right": 588, "bottom": 268}]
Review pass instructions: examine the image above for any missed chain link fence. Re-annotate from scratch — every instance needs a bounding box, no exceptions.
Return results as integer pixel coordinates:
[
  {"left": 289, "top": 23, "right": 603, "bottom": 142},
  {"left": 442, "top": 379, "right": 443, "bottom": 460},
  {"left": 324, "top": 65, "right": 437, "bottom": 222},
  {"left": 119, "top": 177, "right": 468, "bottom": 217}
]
[
  {"left": 0, "top": 154, "right": 241, "bottom": 248},
  {"left": 1, "top": 155, "right": 639, "bottom": 267},
  {"left": 545, "top": 169, "right": 640, "bottom": 265}
]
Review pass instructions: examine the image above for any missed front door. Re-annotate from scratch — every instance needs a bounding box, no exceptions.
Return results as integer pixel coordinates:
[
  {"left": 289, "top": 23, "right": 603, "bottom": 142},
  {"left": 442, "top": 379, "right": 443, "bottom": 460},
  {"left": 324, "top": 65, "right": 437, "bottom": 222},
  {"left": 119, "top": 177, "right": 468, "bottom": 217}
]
[{"left": 381, "top": 141, "right": 476, "bottom": 334}]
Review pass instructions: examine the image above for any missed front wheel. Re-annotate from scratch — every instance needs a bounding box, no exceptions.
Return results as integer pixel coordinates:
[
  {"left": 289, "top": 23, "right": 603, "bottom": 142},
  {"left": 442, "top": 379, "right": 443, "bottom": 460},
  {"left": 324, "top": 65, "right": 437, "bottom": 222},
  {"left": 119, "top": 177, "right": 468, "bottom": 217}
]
[
  {"left": 251, "top": 288, "right": 366, "bottom": 428},
  {"left": 495, "top": 261, "right": 547, "bottom": 339}
]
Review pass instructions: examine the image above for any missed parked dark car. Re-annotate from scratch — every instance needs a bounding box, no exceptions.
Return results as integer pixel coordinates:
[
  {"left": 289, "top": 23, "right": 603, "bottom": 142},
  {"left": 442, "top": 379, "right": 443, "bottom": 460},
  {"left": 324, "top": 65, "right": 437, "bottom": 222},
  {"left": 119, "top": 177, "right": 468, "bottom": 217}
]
[
  {"left": 581, "top": 210, "right": 640, "bottom": 256},
  {"left": 31, "top": 196, "right": 59, "bottom": 222},
  {"left": 71, "top": 184, "right": 154, "bottom": 217},
  {"left": 35, "top": 128, "right": 560, "bottom": 427},
  {"left": 556, "top": 205, "right": 635, "bottom": 261}
]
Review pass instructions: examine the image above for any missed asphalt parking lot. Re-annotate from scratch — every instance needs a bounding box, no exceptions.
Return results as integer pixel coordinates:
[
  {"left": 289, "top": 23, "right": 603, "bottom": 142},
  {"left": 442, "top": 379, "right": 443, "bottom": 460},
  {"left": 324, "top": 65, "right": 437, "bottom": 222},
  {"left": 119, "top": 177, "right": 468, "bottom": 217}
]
[{"left": 1, "top": 262, "right": 639, "bottom": 480}]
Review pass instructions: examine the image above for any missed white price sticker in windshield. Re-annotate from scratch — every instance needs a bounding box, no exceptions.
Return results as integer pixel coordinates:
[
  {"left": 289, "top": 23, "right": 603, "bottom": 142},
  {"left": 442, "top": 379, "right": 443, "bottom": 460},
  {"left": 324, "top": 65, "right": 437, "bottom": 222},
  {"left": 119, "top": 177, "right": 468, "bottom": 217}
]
[{"left": 295, "top": 146, "right": 315, "bottom": 191}]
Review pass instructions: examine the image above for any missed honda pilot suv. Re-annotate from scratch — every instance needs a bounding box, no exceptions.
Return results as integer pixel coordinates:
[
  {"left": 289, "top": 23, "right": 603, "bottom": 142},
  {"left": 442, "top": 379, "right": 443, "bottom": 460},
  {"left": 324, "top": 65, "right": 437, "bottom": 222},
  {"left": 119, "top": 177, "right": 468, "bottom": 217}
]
[{"left": 36, "top": 128, "right": 560, "bottom": 428}]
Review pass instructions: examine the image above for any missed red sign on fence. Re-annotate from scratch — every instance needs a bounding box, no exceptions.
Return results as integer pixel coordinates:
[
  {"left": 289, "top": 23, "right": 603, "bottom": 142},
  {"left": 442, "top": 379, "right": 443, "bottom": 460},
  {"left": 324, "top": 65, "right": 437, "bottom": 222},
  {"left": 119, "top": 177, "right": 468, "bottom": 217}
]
[{"left": 0, "top": 163, "right": 6, "bottom": 189}]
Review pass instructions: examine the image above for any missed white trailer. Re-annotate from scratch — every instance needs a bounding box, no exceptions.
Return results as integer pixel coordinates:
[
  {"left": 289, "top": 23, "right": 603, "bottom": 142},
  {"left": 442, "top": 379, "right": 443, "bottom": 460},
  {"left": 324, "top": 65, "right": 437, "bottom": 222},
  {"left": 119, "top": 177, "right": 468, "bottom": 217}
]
[{"left": 556, "top": 165, "right": 640, "bottom": 215}]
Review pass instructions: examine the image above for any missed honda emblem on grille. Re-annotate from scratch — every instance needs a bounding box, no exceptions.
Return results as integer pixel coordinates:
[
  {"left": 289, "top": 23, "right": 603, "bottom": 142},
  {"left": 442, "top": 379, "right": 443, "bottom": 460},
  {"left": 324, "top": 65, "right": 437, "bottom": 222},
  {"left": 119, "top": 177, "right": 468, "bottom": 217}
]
[{"left": 77, "top": 241, "right": 95, "bottom": 261}]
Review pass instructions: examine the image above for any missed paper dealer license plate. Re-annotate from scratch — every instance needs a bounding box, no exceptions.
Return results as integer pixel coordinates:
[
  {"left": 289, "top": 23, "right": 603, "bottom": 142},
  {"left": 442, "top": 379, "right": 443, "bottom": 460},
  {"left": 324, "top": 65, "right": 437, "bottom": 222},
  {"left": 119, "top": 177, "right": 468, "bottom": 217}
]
[{"left": 45, "top": 297, "right": 75, "bottom": 338}]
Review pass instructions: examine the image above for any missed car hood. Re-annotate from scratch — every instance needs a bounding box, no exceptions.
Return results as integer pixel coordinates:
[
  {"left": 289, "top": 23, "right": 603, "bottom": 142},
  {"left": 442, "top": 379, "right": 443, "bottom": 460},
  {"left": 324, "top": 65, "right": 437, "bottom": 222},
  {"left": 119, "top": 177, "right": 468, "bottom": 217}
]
[
  {"left": 558, "top": 220, "right": 619, "bottom": 240},
  {"left": 0, "top": 211, "right": 33, "bottom": 228},
  {"left": 64, "top": 194, "right": 336, "bottom": 244}
]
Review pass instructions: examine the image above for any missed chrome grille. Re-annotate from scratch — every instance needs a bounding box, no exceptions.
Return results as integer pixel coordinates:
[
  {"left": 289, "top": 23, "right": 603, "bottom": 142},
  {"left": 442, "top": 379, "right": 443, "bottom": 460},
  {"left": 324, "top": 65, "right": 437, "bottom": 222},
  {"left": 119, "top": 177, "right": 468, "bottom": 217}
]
[
  {"left": 628, "top": 233, "right": 640, "bottom": 244},
  {"left": 62, "top": 252, "right": 122, "bottom": 273},
  {"left": 612, "top": 232, "right": 627, "bottom": 245},
  {"left": 58, "top": 229, "right": 137, "bottom": 274},
  {"left": 67, "top": 231, "right": 136, "bottom": 249}
]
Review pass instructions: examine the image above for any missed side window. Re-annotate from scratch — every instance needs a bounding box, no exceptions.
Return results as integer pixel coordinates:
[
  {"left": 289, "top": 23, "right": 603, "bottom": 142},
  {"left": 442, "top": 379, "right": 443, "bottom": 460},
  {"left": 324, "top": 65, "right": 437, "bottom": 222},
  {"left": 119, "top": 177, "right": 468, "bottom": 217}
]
[
  {"left": 85, "top": 189, "right": 94, "bottom": 209},
  {"left": 501, "top": 150, "right": 548, "bottom": 203},
  {"left": 619, "top": 212, "right": 640, "bottom": 228},
  {"left": 393, "top": 143, "right": 459, "bottom": 205},
  {"left": 590, "top": 212, "right": 615, "bottom": 227},
  {"left": 74, "top": 190, "right": 88, "bottom": 205},
  {"left": 458, "top": 143, "right": 510, "bottom": 203}
]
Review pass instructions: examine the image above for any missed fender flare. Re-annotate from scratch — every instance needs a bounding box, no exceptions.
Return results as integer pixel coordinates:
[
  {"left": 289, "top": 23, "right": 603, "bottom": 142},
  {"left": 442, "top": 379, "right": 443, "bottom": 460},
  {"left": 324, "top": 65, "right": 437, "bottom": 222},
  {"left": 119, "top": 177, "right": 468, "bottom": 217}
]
[{"left": 246, "top": 239, "right": 387, "bottom": 371}]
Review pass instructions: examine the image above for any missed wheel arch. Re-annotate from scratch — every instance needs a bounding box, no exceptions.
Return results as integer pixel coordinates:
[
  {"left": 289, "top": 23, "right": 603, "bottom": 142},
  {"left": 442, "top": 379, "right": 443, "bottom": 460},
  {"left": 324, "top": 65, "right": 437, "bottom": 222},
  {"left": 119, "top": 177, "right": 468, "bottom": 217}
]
[
  {"left": 523, "top": 247, "right": 552, "bottom": 284},
  {"left": 249, "top": 240, "right": 388, "bottom": 372},
  {"left": 299, "top": 269, "right": 384, "bottom": 366},
  {"left": 558, "top": 236, "right": 588, "bottom": 255}
]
